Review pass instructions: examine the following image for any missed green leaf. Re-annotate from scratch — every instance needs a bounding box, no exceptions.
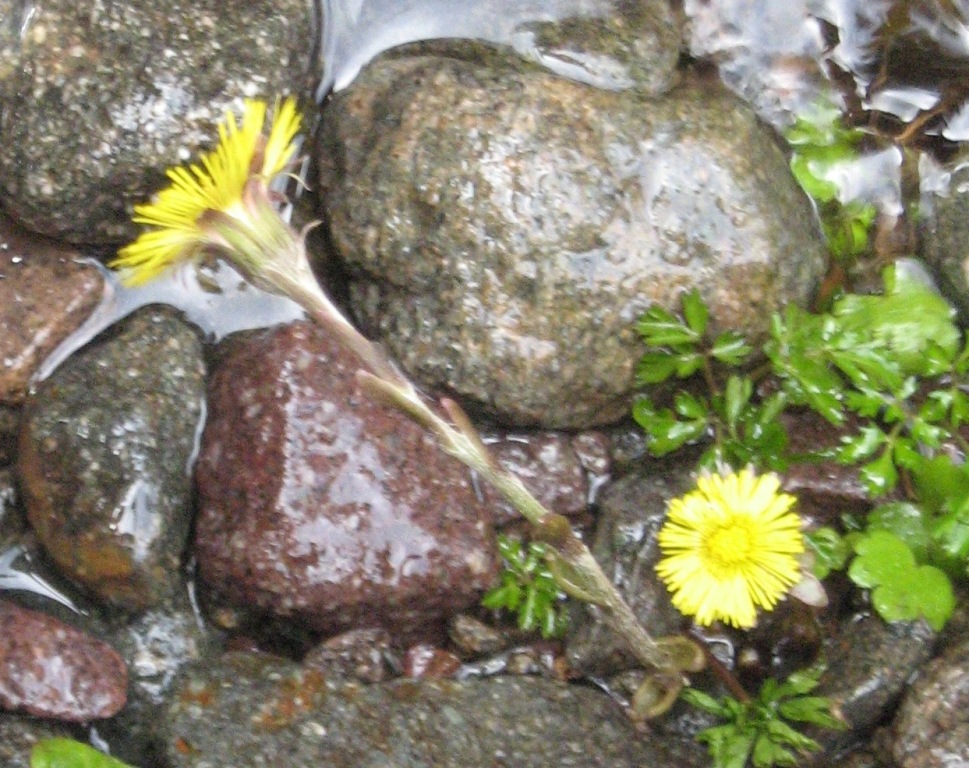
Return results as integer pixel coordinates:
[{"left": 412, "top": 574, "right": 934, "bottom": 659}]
[
  {"left": 866, "top": 502, "right": 931, "bottom": 562},
  {"left": 833, "top": 265, "right": 960, "bottom": 376},
  {"left": 635, "top": 352, "right": 681, "bottom": 385},
  {"left": 908, "top": 566, "right": 956, "bottom": 631},
  {"left": 682, "top": 289, "right": 709, "bottom": 336},
  {"left": 711, "top": 332, "right": 753, "bottom": 366},
  {"left": 636, "top": 306, "right": 699, "bottom": 347},
  {"left": 858, "top": 448, "right": 899, "bottom": 496},
  {"left": 31, "top": 739, "right": 134, "bottom": 768},
  {"left": 836, "top": 425, "right": 885, "bottom": 464},
  {"left": 805, "top": 527, "right": 850, "bottom": 580},
  {"left": 724, "top": 375, "right": 753, "bottom": 430},
  {"left": 849, "top": 531, "right": 915, "bottom": 588}
]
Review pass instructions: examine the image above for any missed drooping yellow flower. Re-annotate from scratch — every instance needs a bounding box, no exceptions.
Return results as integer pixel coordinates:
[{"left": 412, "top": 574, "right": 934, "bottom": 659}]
[
  {"left": 655, "top": 467, "right": 804, "bottom": 629},
  {"left": 111, "top": 97, "right": 303, "bottom": 286}
]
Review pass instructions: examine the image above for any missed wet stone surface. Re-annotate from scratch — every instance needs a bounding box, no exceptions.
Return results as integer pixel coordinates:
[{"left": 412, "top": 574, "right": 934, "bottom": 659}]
[
  {"left": 0, "top": 597, "right": 127, "bottom": 721},
  {"left": 810, "top": 614, "right": 937, "bottom": 757},
  {"left": 164, "top": 651, "right": 707, "bottom": 768},
  {"left": 891, "top": 638, "right": 969, "bottom": 768},
  {"left": 566, "top": 466, "right": 692, "bottom": 676},
  {"left": 0, "top": 0, "right": 316, "bottom": 243},
  {"left": 922, "top": 159, "right": 969, "bottom": 320},
  {"left": 520, "top": 0, "right": 682, "bottom": 93},
  {"left": 480, "top": 430, "right": 606, "bottom": 526},
  {"left": 195, "top": 320, "right": 498, "bottom": 640},
  {"left": 99, "top": 592, "right": 221, "bottom": 767},
  {"left": 318, "top": 55, "right": 826, "bottom": 428},
  {"left": 17, "top": 306, "right": 206, "bottom": 610},
  {"left": 0, "top": 212, "right": 103, "bottom": 405}
]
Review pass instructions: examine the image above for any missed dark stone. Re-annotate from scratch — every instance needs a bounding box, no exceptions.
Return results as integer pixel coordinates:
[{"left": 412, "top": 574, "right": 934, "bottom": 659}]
[
  {"left": 0, "top": 0, "right": 317, "bottom": 242},
  {"left": 566, "top": 466, "right": 693, "bottom": 676},
  {"left": 163, "top": 652, "right": 706, "bottom": 767},
  {"left": 303, "top": 627, "right": 396, "bottom": 684},
  {"left": 481, "top": 430, "right": 598, "bottom": 526},
  {"left": 891, "top": 639, "right": 969, "bottom": 768},
  {"left": 447, "top": 613, "right": 506, "bottom": 658},
  {"left": 99, "top": 592, "right": 221, "bottom": 766},
  {"left": 0, "top": 598, "right": 127, "bottom": 721},
  {"left": 922, "top": 160, "right": 969, "bottom": 320},
  {"left": 0, "top": 212, "right": 102, "bottom": 405},
  {"left": 810, "top": 614, "right": 936, "bottom": 756},
  {"left": 195, "top": 320, "right": 497, "bottom": 640},
  {"left": 518, "top": 0, "right": 682, "bottom": 94},
  {"left": 17, "top": 306, "right": 206, "bottom": 610},
  {"left": 318, "top": 57, "right": 826, "bottom": 428}
]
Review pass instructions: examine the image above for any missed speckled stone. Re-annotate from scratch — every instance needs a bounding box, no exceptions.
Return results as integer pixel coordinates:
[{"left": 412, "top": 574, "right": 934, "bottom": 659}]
[
  {"left": 317, "top": 59, "right": 827, "bottom": 428},
  {"left": 808, "top": 613, "right": 937, "bottom": 757},
  {"left": 0, "top": 598, "right": 127, "bottom": 721},
  {"left": 194, "top": 320, "right": 498, "bottom": 640},
  {"left": 0, "top": 0, "right": 317, "bottom": 243},
  {"left": 891, "top": 639, "right": 969, "bottom": 768},
  {"left": 0, "top": 212, "right": 103, "bottom": 405},
  {"left": 480, "top": 430, "right": 605, "bottom": 526},
  {"left": 0, "top": 713, "right": 78, "bottom": 768},
  {"left": 163, "top": 652, "right": 706, "bottom": 767},
  {"left": 922, "top": 160, "right": 969, "bottom": 320},
  {"left": 17, "top": 306, "right": 206, "bottom": 610}
]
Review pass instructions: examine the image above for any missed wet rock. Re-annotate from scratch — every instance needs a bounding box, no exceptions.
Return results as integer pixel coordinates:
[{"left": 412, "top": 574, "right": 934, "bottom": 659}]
[
  {"left": 566, "top": 466, "right": 692, "bottom": 676},
  {"left": 303, "top": 627, "right": 396, "bottom": 684},
  {"left": 922, "top": 160, "right": 969, "bottom": 320},
  {"left": 17, "top": 306, "right": 206, "bottom": 610},
  {"left": 318, "top": 58, "right": 826, "bottom": 428},
  {"left": 0, "top": 468, "right": 22, "bottom": 542},
  {"left": 448, "top": 613, "right": 506, "bottom": 658},
  {"left": 99, "top": 592, "right": 220, "bottom": 766},
  {"left": 0, "top": 0, "right": 316, "bottom": 243},
  {"left": 403, "top": 643, "right": 463, "bottom": 679},
  {"left": 0, "top": 405, "right": 20, "bottom": 466},
  {"left": 0, "top": 714, "right": 78, "bottom": 768},
  {"left": 481, "top": 430, "right": 602, "bottom": 526},
  {"left": 810, "top": 614, "right": 936, "bottom": 757},
  {"left": 891, "top": 638, "right": 969, "bottom": 768},
  {"left": 0, "top": 598, "right": 127, "bottom": 721},
  {"left": 0, "top": 212, "right": 103, "bottom": 405},
  {"left": 195, "top": 321, "right": 497, "bottom": 640},
  {"left": 163, "top": 652, "right": 706, "bottom": 767},
  {"left": 519, "top": 0, "right": 682, "bottom": 94}
]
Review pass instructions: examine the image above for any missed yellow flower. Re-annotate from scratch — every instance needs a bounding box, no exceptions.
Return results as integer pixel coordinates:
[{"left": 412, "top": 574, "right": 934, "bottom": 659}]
[
  {"left": 111, "top": 97, "right": 303, "bottom": 286},
  {"left": 655, "top": 467, "right": 805, "bottom": 629}
]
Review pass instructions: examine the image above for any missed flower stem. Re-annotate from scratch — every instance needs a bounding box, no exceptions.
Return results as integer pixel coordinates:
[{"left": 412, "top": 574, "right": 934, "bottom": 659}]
[{"left": 238, "top": 232, "right": 700, "bottom": 709}]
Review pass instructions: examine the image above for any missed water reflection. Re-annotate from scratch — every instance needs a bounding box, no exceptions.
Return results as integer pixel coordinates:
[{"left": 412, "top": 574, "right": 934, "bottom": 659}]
[
  {"left": 685, "top": 0, "right": 969, "bottom": 141},
  {"left": 318, "top": 0, "right": 614, "bottom": 95}
]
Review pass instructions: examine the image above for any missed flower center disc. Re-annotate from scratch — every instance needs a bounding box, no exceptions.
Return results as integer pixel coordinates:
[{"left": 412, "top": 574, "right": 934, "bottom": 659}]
[{"left": 703, "top": 515, "right": 755, "bottom": 571}]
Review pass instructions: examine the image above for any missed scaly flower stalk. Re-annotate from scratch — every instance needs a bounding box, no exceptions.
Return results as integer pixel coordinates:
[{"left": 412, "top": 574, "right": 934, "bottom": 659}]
[{"left": 113, "top": 97, "right": 704, "bottom": 716}]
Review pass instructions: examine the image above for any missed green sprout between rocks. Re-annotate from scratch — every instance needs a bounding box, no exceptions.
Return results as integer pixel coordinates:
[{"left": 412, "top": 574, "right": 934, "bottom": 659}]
[
  {"left": 682, "top": 664, "right": 845, "bottom": 768},
  {"left": 481, "top": 535, "right": 569, "bottom": 639},
  {"left": 31, "top": 739, "right": 133, "bottom": 768},
  {"left": 633, "top": 264, "right": 969, "bottom": 631},
  {"left": 785, "top": 98, "right": 878, "bottom": 263}
]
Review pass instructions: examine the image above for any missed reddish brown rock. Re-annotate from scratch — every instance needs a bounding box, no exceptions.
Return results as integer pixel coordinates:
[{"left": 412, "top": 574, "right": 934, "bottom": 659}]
[
  {"left": 195, "top": 321, "right": 498, "bottom": 640},
  {"left": 481, "top": 431, "right": 606, "bottom": 526},
  {"left": 0, "top": 212, "right": 102, "bottom": 405},
  {"left": 0, "top": 598, "right": 127, "bottom": 721}
]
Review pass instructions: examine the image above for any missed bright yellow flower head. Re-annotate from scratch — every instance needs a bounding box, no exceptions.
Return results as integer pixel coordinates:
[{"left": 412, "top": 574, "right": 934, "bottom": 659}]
[
  {"left": 111, "top": 97, "right": 303, "bottom": 286},
  {"left": 655, "top": 467, "right": 805, "bottom": 629}
]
